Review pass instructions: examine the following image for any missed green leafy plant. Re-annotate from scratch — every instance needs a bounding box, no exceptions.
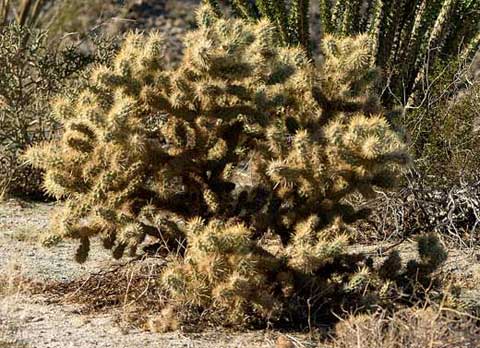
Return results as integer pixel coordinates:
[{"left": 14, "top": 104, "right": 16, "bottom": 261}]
[{"left": 25, "top": 5, "right": 446, "bottom": 327}]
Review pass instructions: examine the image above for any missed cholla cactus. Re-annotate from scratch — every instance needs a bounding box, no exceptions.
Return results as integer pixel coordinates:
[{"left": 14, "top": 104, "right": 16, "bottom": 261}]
[
  {"left": 25, "top": 5, "right": 436, "bottom": 326},
  {"left": 161, "top": 218, "right": 282, "bottom": 324},
  {"left": 26, "top": 4, "right": 405, "bottom": 257}
]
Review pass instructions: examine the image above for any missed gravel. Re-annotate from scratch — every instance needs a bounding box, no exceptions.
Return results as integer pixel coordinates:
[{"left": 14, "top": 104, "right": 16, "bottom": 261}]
[
  {"left": 1, "top": 295, "right": 279, "bottom": 348},
  {"left": 0, "top": 200, "right": 122, "bottom": 283}
]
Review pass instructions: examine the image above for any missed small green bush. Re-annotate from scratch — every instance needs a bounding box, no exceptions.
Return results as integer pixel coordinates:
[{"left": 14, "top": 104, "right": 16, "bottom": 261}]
[
  {"left": 0, "top": 24, "right": 116, "bottom": 198},
  {"left": 26, "top": 5, "right": 446, "bottom": 327},
  {"left": 406, "top": 78, "right": 480, "bottom": 183}
]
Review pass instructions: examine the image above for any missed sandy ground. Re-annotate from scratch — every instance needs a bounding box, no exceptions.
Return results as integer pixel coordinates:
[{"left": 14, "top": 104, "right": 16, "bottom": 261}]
[
  {"left": 0, "top": 295, "right": 283, "bottom": 348},
  {"left": 0, "top": 200, "right": 316, "bottom": 348},
  {"left": 1, "top": 199, "right": 480, "bottom": 348}
]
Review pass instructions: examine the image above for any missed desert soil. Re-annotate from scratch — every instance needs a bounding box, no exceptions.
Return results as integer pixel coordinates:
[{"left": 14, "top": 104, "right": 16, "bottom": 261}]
[
  {"left": 0, "top": 200, "right": 318, "bottom": 348},
  {"left": 1, "top": 199, "right": 479, "bottom": 348}
]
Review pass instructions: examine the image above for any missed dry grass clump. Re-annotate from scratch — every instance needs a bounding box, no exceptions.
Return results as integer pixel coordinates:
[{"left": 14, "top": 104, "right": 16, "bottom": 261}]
[
  {"left": 0, "top": 262, "right": 43, "bottom": 298},
  {"left": 330, "top": 307, "right": 480, "bottom": 348}
]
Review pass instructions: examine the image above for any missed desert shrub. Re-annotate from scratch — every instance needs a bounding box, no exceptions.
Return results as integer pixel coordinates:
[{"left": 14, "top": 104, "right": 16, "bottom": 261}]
[
  {"left": 353, "top": 64, "right": 480, "bottom": 245},
  {"left": 25, "top": 5, "right": 447, "bottom": 327},
  {"left": 0, "top": 24, "right": 116, "bottom": 198},
  {"left": 410, "top": 81, "right": 480, "bottom": 182}
]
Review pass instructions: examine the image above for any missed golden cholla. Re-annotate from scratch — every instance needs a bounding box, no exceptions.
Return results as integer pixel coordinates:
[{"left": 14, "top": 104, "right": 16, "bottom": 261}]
[{"left": 25, "top": 4, "right": 445, "bottom": 328}]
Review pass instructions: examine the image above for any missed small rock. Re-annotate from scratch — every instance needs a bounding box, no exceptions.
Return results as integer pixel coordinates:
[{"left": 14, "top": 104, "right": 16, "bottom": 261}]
[{"left": 276, "top": 335, "right": 295, "bottom": 348}]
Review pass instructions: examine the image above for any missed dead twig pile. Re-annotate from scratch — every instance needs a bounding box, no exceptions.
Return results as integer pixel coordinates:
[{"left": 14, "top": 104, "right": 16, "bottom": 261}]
[
  {"left": 43, "top": 257, "right": 167, "bottom": 327},
  {"left": 359, "top": 171, "right": 480, "bottom": 247}
]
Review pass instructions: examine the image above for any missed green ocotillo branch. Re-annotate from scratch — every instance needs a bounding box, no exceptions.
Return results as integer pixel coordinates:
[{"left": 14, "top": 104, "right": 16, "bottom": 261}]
[{"left": 205, "top": 0, "right": 480, "bottom": 106}]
